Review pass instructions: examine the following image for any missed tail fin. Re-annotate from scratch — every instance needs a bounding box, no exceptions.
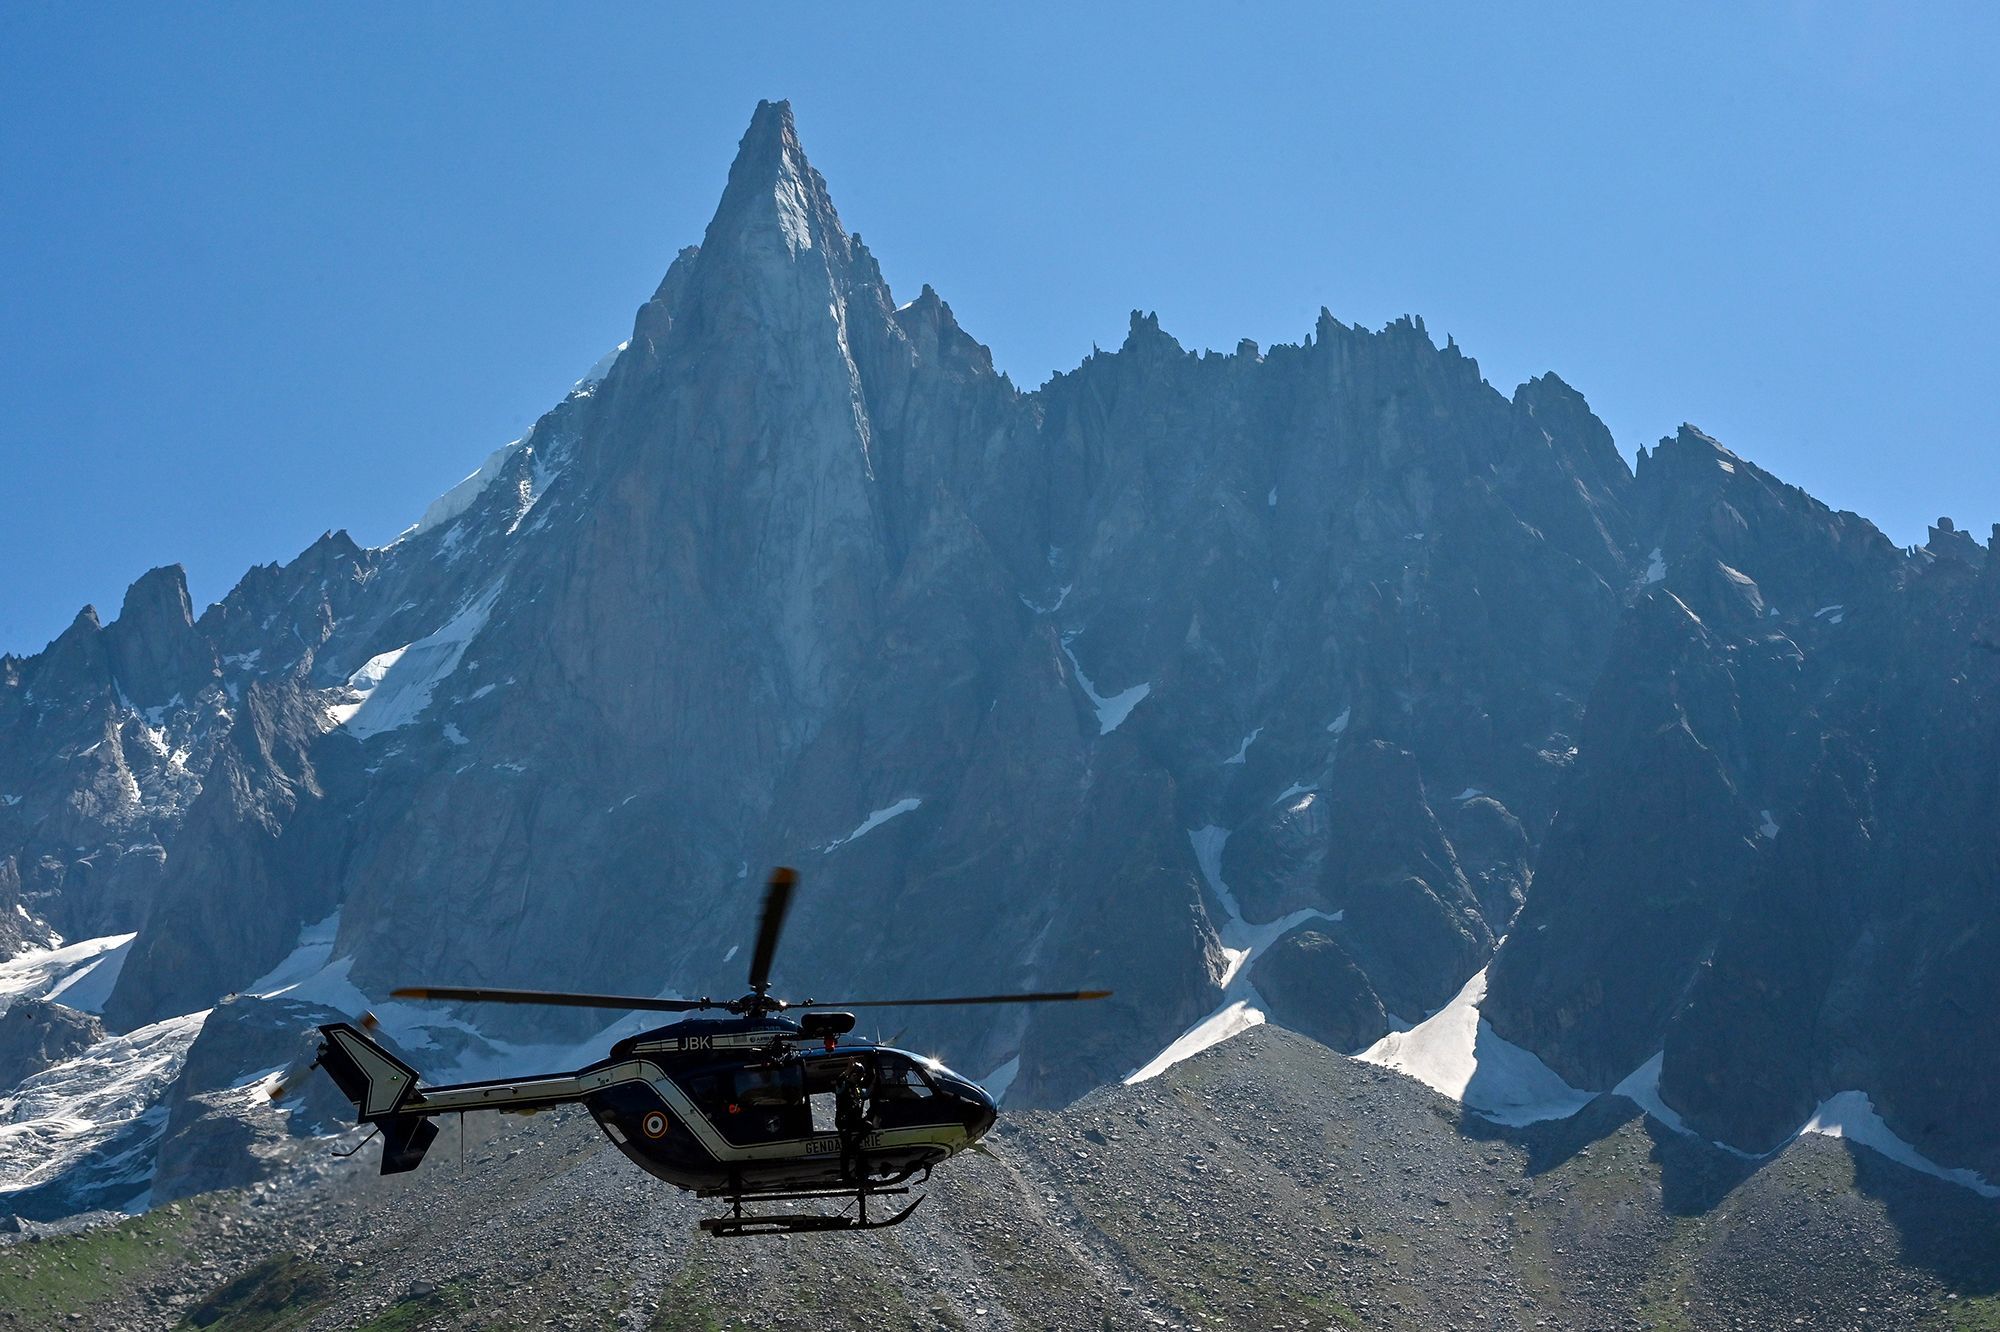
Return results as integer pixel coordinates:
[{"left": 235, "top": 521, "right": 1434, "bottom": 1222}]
[
  {"left": 316, "top": 1022, "right": 436, "bottom": 1175},
  {"left": 377, "top": 1114, "right": 440, "bottom": 1173}
]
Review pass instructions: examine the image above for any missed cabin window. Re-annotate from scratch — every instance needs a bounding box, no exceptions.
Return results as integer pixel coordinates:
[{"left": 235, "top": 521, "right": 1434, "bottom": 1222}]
[
  {"left": 684, "top": 1061, "right": 808, "bottom": 1145},
  {"left": 802, "top": 1054, "right": 868, "bottom": 1094}
]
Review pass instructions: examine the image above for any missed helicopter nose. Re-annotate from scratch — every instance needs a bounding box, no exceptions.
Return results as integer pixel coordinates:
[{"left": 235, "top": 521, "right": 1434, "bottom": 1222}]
[{"left": 966, "top": 1088, "right": 998, "bottom": 1141}]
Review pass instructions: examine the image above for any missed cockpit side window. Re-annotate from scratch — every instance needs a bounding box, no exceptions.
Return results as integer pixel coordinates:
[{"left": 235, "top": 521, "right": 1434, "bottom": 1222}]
[{"left": 873, "top": 1053, "right": 938, "bottom": 1107}]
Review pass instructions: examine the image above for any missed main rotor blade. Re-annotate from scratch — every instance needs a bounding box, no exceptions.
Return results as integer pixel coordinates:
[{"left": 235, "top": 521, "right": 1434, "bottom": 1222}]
[
  {"left": 390, "top": 986, "right": 710, "bottom": 1014},
  {"left": 746, "top": 866, "right": 798, "bottom": 997},
  {"left": 804, "top": 989, "right": 1113, "bottom": 1009}
]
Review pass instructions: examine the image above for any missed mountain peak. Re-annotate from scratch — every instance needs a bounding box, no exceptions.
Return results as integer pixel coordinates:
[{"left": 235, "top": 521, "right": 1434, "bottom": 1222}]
[
  {"left": 892, "top": 282, "right": 996, "bottom": 378},
  {"left": 737, "top": 98, "right": 796, "bottom": 165},
  {"left": 106, "top": 564, "right": 213, "bottom": 708},
  {"left": 115, "top": 564, "right": 193, "bottom": 630},
  {"left": 702, "top": 98, "right": 842, "bottom": 262}
]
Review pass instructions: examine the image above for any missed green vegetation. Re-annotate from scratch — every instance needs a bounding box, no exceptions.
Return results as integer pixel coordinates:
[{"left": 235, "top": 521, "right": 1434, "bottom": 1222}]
[
  {"left": 1627, "top": 1214, "right": 1702, "bottom": 1332},
  {"left": 1937, "top": 1294, "right": 2000, "bottom": 1330},
  {"left": 349, "top": 1279, "right": 475, "bottom": 1332},
  {"left": 1293, "top": 1286, "right": 1364, "bottom": 1327},
  {"left": 177, "top": 1260, "right": 484, "bottom": 1332},
  {"left": 179, "top": 1253, "right": 335, "bottom": 1331},
  {"left": 0, "top": 1200, "right": 203, "bottom": 1322},
  {"left": 649, "top": 1261, "right": 725, "bottom": 1332}
]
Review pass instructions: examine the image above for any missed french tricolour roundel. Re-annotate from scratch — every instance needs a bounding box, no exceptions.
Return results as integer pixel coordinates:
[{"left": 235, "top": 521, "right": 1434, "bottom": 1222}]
[{"left": 641, "top": 1110, "right": 670, "bottom": 1140}]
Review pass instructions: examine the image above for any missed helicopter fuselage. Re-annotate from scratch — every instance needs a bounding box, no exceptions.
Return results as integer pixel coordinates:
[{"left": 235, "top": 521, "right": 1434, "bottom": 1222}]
[{"left": 340, "top": 1013, "right": 999, "bottom": 1198}]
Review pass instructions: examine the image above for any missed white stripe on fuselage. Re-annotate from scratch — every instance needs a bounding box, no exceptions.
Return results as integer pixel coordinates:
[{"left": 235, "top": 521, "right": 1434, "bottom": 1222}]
[{"left": 410, "top": 1059, "right": 968, "bottom": 1164}]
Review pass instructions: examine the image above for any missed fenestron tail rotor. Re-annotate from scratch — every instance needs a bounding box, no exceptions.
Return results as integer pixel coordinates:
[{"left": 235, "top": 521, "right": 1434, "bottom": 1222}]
[{"left": 388, "top": 866, "right": 1109, "bottom": 1021}]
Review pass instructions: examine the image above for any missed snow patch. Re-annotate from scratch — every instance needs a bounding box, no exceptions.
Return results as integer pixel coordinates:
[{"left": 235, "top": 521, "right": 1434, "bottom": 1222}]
[
  {"left": 330, "top": 583, "right": 503, "bottom": 739},
  {"left": 1059, "top": 636, "right": 1149, "bottom": 735},
  {"left": 43, "top": 939, "right": 133, "bottom": 1015},
  {"left": 1019, "top": 585, "right": 1072, "bottom": 615},
  {"left": 0, "top": 795, "right": 18, "bottom": 808},
  {"left": 1357, "top": 968, "right": 1595, "bottom": 1126},
  {"left": 0, "top": 934, "right": 136, "bottom": 1015},
  {"left": 823, "top": 797, "right": 923, "bottom": 852},
  {"left": 1222, "top": 727, "right": 1263, "bottom": 766},
  {"left": 1759, "top": 810, "right": 1780, "bottom": 839},
  {"left": 1802, "top": 1091, "right": 2000, "bottom": 1199},
  {"left": 442, "top": 723, "right": 469, "bottom": 746},
  {"left": 1126, "top": 827, "right": 1339, "bottom": 1083},
  {"left": 1618, "top": 1058, "right": 2000, "bottom": 1193},
  {"left": 1455, "top": 787, "right": 1484, "bottom": 802},
  {"left": 1126, "top": 1002, "right": 1267, "bottom": 1084},
  {"left": 572, "top": 340, "right": 628, "bottom": 393},
  {"left": 229, "top": 1066, "right": 289, "bottom": 1107},
  {"left": 1610, "top": 1052, "right": 1699, "bottom": 1137},
  {"left": 398, "top": 437, "right": 531, "bottom": 543},
  {"left": 246, "top": 913, "right": 342, "bottom": 999},
  {"left": 1814, "top": 604, "right": 1846, "bottom": 625},
  {"left": 0, "top": 1010, "right": 208, "bottom": 1208},
  {"left": 981, "top": 1055, "right": 1021, "bottom": 1105},
  {"left": 502, "top": 437, "right": 573, "bottom": 537},
  {"left": 1326, "top": 707, "right": 1351, "bottom": 735},
  {"left": 247, "top": 944, "right": 696, "bottom": 1092},
  {"left": 1643, "top": 547, "right": 1666, "bottom": 585}
]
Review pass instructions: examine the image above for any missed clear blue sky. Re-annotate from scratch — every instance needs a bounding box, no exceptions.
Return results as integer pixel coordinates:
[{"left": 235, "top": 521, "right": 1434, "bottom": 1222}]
[{"left": 4, "top": 4, "right": 1995, "bottom": 653}]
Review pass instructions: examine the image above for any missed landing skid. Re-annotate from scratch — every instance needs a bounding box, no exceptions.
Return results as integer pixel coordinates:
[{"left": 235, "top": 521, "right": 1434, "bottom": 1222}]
[{"left": 698, "top": 1185, "right": 925, "bottom": 1238}]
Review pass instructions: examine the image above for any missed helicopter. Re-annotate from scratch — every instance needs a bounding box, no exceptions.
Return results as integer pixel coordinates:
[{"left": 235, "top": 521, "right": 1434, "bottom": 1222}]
[{"left": 306, "top": 867, "right": 1108, "bottom": 1236}]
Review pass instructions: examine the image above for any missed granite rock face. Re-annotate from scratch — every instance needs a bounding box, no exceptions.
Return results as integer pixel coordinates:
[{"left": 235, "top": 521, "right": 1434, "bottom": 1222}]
[
  {"left": 1251, "top": 927, "right": 1391, "bottom": 1052},
  {"left": 0, "top": 998, "right": 103, "bottom": 1086},
  {"left": 1483, "top": 435, "right": 2000, "bottom": 1179},
  {"left": 0, "top": 101, "right": 1994, "bottom": 1215}
]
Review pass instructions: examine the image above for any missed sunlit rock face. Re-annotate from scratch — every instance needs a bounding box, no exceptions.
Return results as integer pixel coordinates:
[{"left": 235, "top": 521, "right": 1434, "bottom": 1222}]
[{"left": 2, "top": 100, "right": 1994, "bottom": 1216}]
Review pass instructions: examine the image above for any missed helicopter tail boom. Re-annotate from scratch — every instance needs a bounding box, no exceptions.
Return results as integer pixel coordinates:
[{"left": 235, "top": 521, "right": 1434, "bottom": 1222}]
[{"left": 317, "top": 1021, "right": 604, "bottom": 1173}]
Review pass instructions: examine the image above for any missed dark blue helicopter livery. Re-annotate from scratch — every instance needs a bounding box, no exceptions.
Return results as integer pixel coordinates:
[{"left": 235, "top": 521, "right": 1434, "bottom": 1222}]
[{"left": 310, "top": 869, "right": 1097, "bottom": 1235}]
